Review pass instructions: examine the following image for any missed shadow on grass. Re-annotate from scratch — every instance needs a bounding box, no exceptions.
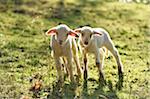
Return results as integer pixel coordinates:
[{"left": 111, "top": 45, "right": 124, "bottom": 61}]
[
  {"left": 46, "top": 81, "right": 63, "bottom": 99},
  {"left": 33, "top": 74, "right": 124, "bottom": 98},
  {"left": 47, "top": 80, "right": 77, "bottom": 99},
  {"left": 81, "top": 75, "right": 124, "bottom": 99}
]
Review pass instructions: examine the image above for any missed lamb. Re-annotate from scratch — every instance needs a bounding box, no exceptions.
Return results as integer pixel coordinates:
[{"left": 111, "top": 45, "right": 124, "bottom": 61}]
[
  {"left": 45, "top": 24, "right": 82, "bottom": 82},
  {"left": 74, "top": 26, "right": 124, "bottom": 82}
]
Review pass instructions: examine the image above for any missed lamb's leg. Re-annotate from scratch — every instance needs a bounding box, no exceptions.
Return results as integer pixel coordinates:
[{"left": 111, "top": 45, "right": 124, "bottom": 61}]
[
  {"left": 73, "top": 55, "right": 82, "bottom": 78},
  {"left": 66, "top": 56, "right": 75, "bottom": 82},
  {"left": 99, "top": 48, "right": 106, "bottom": 69},
  {"left": 62, "top": 57, "right": 69, "bottom": 76},
  {"left": 72, "top": 39, "right": 82, "bottom": 78},
  {"left": 95, "top": 49, "right": 105, "bottom": 82},
  {"left": 83, "top": 50, "right": 88, "bottom": 80},
  {"left": 54, "top": 56, "right": 63, "bottom": 82},
  {"left": 105, "top": 40, "right": 124, "bottom": 76}
]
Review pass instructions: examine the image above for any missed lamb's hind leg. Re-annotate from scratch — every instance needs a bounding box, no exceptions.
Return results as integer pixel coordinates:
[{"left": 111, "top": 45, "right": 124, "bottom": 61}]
[
  {"left": 62, "top": 57, "right": 69, "bottom": 75},
  {"left": 99, "top": 48, "right": 106, "bottom": 69},
  {"left": 66, "top": 56, "right": 75, "bottom": 82},
  {"left": 95, "top": 49, "right": 105, "bottom": 82},
  {"left": 73, "top": 55, "right": 82, "bottom": 78},
  {"left": 72, "top": 39, "right": 82, "bottom": 78},
  {"left": 105, "top": 40, "right": 124, "bottom": 76}
]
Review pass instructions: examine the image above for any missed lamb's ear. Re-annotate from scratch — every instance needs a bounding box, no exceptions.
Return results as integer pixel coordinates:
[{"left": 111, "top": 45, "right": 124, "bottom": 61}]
[
  {"left": 68, "top": 30, "right": 79, "bottom": 37},
  {"left": 93, "top": 31, "right": 102, "bottom": 35},
  {"left": 45, "top": 28, "right": 57, "bottom": 36},
  {"left": 74, "top": 28, "right": 82, "bottom": 33}
]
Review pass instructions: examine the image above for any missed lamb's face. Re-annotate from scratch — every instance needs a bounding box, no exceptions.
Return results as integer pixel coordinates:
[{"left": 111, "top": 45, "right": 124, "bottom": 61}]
[
  {"left": 55, "top": 25, "right": 70, "bottom": 45},
  {"left": 46, "top": 24, "right": 79, "bottom": 45},
  {"left": 80, "top": 27, "right": 93, "bottom": 45},
  {"left": 74, "top": 27, "right": 93, "bottom": 46}
]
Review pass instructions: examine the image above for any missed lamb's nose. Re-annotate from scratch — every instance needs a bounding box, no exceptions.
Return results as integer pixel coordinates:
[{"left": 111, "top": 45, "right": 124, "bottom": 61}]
[
  {"left": 59, "top": 40, "right": 63, "bottom": 45},
  {"left": 84, "top": 41, "right": 88, "bottom": 45}
]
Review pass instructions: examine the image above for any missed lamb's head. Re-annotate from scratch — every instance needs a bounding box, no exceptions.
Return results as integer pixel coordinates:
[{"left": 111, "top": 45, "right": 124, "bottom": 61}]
[
  {"left": 74, "top": 26, "right": 102, "bottom": 46},
  {"left": 46, "top": 24, "right": 79, "bottom": 45}
]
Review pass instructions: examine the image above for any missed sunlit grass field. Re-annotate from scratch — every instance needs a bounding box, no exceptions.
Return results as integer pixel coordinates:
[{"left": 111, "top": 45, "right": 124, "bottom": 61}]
[{"left": 0, "top": 0, "right": 149, "bottom": 98}]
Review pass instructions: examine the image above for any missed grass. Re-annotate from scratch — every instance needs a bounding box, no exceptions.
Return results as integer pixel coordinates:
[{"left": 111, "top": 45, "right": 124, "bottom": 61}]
[{"left": 0, "top": 0, "right": 150, "bottom": 98}]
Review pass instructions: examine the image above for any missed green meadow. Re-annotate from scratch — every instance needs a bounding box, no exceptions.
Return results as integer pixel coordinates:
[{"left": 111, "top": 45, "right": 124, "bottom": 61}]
[{"left": 0, "top": 0, "right": 149, "bottom": 98}]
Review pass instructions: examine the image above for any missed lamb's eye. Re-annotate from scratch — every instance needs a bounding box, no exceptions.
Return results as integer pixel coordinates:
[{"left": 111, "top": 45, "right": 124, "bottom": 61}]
[
  {"left": 90, "top": 34, "right": 92, "bottom": 38},
  {"left": 81, "top": 33, "right": 84, "bottom": 36}
]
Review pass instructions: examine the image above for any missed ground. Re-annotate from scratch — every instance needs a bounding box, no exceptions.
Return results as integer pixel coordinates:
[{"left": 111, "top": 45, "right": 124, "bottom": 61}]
[{"left": 0, "top": 0, "right": 150, "bottom": 99}]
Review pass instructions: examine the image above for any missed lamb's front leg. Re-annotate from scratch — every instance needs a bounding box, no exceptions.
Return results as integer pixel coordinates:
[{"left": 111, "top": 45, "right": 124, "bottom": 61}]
[
  {"left": 95, "top": 50, "right": 105, "bottom": 82},
  {"left": 83, "top": 50, "right": 88, "bottom": 80},
  {"left": 54, "top": 56, "right": 63, "bottom": 82}
]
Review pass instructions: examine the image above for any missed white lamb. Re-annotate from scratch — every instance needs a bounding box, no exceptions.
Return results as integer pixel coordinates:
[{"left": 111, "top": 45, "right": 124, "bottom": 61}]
[
  {"left": 74, "top": 26, "right": 124, "bottom": 81},
  {"left": 45, "top": 24, "right": 82, "bottom": 82}
]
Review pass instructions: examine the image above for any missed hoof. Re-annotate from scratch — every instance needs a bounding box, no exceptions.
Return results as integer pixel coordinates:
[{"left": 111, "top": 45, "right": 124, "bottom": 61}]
[
  {"left": 57, "top": 78, "right": 64, "bottom": 84},
  {"left": 99, "top": 78, "right": 106, "bottom": 86},
  {"left": 70, "top": 76, "right": 75, "bottom": 83},
  {"left": 118, "top": 68, "right": 124, "bottom": 77},
  {"left": 99, "top": 72, "right": 105, "bottom": 79},
  {"left": 99, "top": 72, "right": 106, "bottom": 85}
]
